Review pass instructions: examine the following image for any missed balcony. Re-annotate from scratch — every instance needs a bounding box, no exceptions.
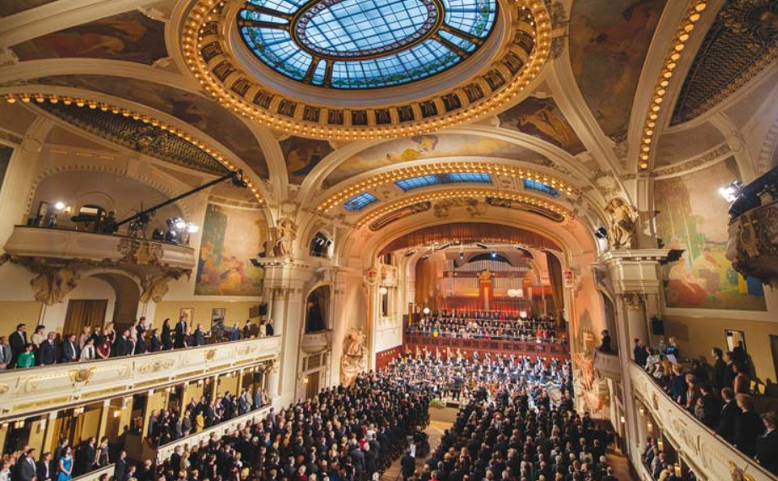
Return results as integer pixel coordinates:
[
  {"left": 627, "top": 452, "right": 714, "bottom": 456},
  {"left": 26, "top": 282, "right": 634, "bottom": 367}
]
[
  {"left": 593, "top": 349, "right": 621, "bottom": 380},
  {"left": 403, "top": 334, "right": 570, "bottom": 359},
  {"left": 0, "top": 336, "right": 281, "bottom": 419},
  {"left": 630, "top": 363, "right": 777, "bottom": 481},
  {"left": 301, "top": 330, "right": 333, "bottom": 354}
]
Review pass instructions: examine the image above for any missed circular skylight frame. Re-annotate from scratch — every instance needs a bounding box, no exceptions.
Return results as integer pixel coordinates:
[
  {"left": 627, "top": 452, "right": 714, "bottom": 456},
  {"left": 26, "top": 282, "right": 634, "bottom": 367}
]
[{"left": 236, "top": 0, "right": 498, "bottom": 90}]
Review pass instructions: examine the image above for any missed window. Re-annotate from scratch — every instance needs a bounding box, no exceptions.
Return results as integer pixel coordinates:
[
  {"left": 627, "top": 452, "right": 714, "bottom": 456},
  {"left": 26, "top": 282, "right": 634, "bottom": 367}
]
[
  {"left": 523, "top": 179, "right": 560, "bottom": 197},
  {"left": 343, "top": 192, "right": 378, "bottom": 211},
  {"left": 395, "top": 172, "right": 491, "bottom": 191}
]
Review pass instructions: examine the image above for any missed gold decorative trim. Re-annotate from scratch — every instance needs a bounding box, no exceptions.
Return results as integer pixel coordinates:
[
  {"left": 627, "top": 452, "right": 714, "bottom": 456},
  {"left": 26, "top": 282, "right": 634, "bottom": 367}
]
[
  {"left": 638, "top": 0, "right": 710, "bottom": 171},
  {"left": 317, "top": 162, "right": 575, "bottom": 212},
  {"left": 355, "top": 189, "right": 571, "bottom": 228},
  {"left": 180, "top": 0, "right": 552, "bottom": 139},
  {"left": 0, "top": 92, "right": 264, "bottom": 204}
]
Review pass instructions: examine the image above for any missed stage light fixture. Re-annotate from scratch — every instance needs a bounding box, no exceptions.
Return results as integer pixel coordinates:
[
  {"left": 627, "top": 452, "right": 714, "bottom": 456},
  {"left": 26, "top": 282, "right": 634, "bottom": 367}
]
[
  {"left": 718, "top": 181, "right": 741, "bottom": 202},
  {"left": 54, "top": 201, "right": 66, "bottom": 211},
  {"left": 490, "top": 252, "right": 497, "bottom": 259},
  {"left": 594, "top": 227, "right": 608, "bottom": 239},
  {"left": 423, "top": 307, "right": 430, "bottom": 315},
  {"left": 187, "top": 223, "right": 199, "bottom": 233}
]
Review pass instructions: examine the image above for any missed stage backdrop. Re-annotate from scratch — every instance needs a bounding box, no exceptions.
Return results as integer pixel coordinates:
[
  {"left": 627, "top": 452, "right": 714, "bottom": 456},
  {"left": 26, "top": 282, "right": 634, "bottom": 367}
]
[
  {"left": 655, "top": 158, "right": 765, "bottom": 311},
  {"left": 195, "top": 203, "right": 266, "bottom": 296}
]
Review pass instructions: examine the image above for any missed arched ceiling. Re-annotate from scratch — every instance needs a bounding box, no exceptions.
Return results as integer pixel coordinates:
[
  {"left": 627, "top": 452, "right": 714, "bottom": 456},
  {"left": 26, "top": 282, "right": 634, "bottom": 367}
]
[{"left": 1, "top": 0, "right": 777, "bottom": 246}]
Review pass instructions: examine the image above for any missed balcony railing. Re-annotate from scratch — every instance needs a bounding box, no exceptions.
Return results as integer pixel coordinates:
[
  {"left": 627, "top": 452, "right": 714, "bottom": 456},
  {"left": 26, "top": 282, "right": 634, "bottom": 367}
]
[
  {"left": 593, "top": 349, "right": 621, "bottom": 380},
  {"left": 403, "top": 334, "right": 569, "bottom": 358},
  {"left": 0, "top": 337, "right": 281, "bottom": 419},
  {"left": 630, "top": 362, "right": 778, "bottom": 481},
  {"left": 70, "top": 464, "right": 115, "bottom": 481},
  {"left": 153, "top": 406, "right": 272, "bottom": 463}
]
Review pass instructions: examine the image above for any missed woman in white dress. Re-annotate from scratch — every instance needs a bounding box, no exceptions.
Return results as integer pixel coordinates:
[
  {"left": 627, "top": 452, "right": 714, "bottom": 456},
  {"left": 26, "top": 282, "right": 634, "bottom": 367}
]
[{"left": 80, "top": 337, "right": 96, "bottom": 361}]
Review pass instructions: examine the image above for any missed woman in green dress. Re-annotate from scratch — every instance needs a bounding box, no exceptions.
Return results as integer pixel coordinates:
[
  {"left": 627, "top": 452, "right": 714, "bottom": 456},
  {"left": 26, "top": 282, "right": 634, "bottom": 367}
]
[{"left": 17, "top": 343, "right": 35, "bottom": 368}]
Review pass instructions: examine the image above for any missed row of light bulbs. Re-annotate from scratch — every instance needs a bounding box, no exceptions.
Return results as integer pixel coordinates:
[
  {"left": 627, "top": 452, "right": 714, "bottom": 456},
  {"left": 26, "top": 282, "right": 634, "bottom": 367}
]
[
  {"left": 354, "top": 189, "right": 570, "bottom": 228},
  {"left": 639, "top": 0, "right": 708, "bottom": 171},
  {"left": 318, "top": 162, "right": 575, "bottom": 212},
  {"left": 180, "top": 0, "right": 553, "bottom": 140},
  {"left": 0, "top": 92, "right": 265, "bottom": 205}
]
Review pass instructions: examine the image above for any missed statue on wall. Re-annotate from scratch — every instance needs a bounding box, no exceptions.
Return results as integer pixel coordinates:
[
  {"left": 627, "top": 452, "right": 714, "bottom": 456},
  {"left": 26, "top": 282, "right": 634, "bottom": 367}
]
[
  {"left": 273, "top": 217, "right": 297, "bottom": 257},
  {"left": 31, "top": 267, "right": 80, "bottom": 305},
  {"left": 340, "top": 328, "right": 367, "bottom": 386},
  {"left": 140, "top": 274, "right": 173, "bottom": 303},
  {"left": 604, "top": 197, "right": 638, "bottom": 249}
]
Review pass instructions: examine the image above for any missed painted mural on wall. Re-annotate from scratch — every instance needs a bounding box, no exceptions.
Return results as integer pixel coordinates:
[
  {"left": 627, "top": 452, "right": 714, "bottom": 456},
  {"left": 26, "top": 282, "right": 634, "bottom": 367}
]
[
  {"left": 0, "top": 0, "right": 56, "bottom": 16},
  {"left": 568, "top": 0, "right": 667, "bottom": 140},
  {"left": 280, "top": 136, "right": 334, "bottom": 184},
  {"left": 0, "top": 145, "right": 13, "bottom": 191},
  {"left": 12, "top": 11, "right": 167, "bottom": 64},
  {"left": 195, "top": 203, "right": 267, "bottom": 296},
  {"left": 324, "top": 134, "right": 551, "bottom": 187},
  {"left": 498, "top": 97, "right": 586, "bottom": 155},
  {"left": 30, "top": 76, "right": 269, "bottom": 178},
  {"left": 655, "top": 158, "right": 766, "bottom": 311}
]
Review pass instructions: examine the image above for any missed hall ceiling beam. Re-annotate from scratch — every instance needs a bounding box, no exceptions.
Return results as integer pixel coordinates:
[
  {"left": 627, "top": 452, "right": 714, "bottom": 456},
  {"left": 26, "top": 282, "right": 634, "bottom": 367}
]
[
  {"left": 241, "top": 3, "right": 292, "bottom": 21},
  {"left": 237, "top": 18, "right": 290, "bottom": 31}
]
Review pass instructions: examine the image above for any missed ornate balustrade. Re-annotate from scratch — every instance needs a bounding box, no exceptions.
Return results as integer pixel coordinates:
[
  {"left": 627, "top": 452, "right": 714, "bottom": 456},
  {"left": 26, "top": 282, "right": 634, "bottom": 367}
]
[
  {"left": 727, "top": 200, "right": 778, "bottom": 288},
  {"left": 0, "top": 337, "right": 281, "bottom": 420},
  {"left": 301, "top": 330, "right": 332, "bottom": 354},
  {"left": 403, "top": 334, "right": 569, "bottom": 359},
  {"left": 154, "top": 406, "right": 272, "bottom": 462},
  {"left": 593, "top": 350, "right": 621, "bottom": 380},
  {"left": 630, "top": 362, "right": 778, "bottom": 481},
  {"left": 70, "top": 464, "right": 115, "bottom": 481}
]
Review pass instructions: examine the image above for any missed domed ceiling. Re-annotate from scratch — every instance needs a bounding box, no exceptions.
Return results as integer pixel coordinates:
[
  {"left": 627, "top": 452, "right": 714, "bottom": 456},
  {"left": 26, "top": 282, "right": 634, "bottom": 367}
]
[{"left": 0, "top": 0, "right": 777, "bottom": 235}]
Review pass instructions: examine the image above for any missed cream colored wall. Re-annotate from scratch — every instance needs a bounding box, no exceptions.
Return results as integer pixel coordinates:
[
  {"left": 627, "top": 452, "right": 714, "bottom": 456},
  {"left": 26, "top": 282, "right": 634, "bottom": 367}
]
[
  {"left": 664, "top": 315, "right": 778, "bottom": 382},
  {"left": 0, "top": 301, "right": 43, "bottom": 334},
  {"left": 153, "top": 300, "right": 260, "bottom": 329}
]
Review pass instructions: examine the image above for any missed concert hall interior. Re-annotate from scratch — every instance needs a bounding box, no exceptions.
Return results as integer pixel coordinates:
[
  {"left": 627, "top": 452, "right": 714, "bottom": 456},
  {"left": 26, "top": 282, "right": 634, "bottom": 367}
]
[{"left": 1, "top": 1, "right": 778, "bottom": 481}]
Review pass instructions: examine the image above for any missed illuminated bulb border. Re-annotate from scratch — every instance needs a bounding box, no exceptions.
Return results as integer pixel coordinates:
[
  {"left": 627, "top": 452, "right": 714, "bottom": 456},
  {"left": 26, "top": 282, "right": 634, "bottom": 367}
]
[
  {"left": 180, "top": 0, "right": 552, "bottom": 140},
  {"left": 316, "top": 162, "right": 576, "bottom": 213},
  {"left": 638, "top": 0, "right": 708, "bottom": 171},
  {"left": 0, "top": 92, "right": 264, "bottom": 204},
  {"left": 355, "top": 189, "right": 570, "bottom": 228}
]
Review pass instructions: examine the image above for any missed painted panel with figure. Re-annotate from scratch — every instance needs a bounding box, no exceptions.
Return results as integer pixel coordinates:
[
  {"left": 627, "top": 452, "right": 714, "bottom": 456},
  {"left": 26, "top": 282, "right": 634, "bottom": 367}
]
[
  {"left": 195, "top": 203, "right": 267, "bottom": 296},
  {"left": 569, "top": 0, "right": 667, "bottom": 140},
  {"left": 498, "top": 97, "right": 585, "bottom": 155},
  {"left": 324, "top": 134, "right": 552, "bottom": 187},
  {"left": 11, "top": 11, "right": 167, "bottom": 65},
  {"left": 655, "top": 158, "right": 766, "bottom": 311},
  {"left": 280, "top": 136, "right": 334, "bottom": 184}
]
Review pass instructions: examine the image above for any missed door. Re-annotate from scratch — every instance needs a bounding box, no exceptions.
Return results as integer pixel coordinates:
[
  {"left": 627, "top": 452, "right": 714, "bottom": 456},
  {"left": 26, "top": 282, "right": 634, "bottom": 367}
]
[
  {"left": 305, "top": 371, "right": 320, "bottom": 400},
  {"left": 63, "top": 300, "right": 108, "bottom": 336}
]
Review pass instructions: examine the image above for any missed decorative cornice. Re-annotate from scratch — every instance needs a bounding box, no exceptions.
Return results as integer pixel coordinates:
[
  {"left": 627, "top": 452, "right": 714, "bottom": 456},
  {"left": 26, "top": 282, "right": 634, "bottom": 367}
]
[
  {"left": 654, "top": 143, "right": 730, "bottom": 178},
  {"left": 179, "top": 0, "right": 552, "bottom": 140}
]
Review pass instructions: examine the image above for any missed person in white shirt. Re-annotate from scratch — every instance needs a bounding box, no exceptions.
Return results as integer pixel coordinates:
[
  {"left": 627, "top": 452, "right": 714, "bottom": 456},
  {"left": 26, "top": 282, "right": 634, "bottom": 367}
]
[{"left": 80, "top": 338, "right": 96, "bottom": 361}]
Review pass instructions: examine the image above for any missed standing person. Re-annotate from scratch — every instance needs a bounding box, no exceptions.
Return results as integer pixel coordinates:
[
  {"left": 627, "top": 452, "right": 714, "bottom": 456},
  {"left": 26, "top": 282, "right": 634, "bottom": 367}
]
[
  {"left": 193, "top": 324, "right": 206, "bottom": 347},
  {"left": 161, "top": 319, "right": 173, "bottom": 350},
  {"left": 57, "top": 446, "right": 73, "bottom": 481},
  {"left": 229, "top": 323, "right": 240, "bottom": 342},
  {"left": 711, "top": 348, "right": 727, "bottom": 391},
  {"left": 94, "top": 438, "right": 110, "bottom": 469},
  {"left": 756, "top": 412, "right": 778, "bottom": 476},
  {"left": 31, "top": 325, "right": 47, "bottom": 351},
  {"left": 80, "top": 338, "right": 96, "bottom": 361},
  {"left": 175, "top": 317, "right": 187, "bottom": 349},
  {"left": 17, "top": 344, "right": 36, "bottom": 368},
  {"left": 242, "top": 320, "right": 251, "bottom": 339},
  {"left": 113, "top": 451, "right": 127, "bottom": 481},
  {"left": 732, "top": 363, "right": 751, "bottom": 394},
  {"left": 734, "top": 394, "right": 764, "bottom": 456},
  {"left": 37, "top": 453, "right": 53, "bottom": 481},
  {"left": 9, "top": 323, "right": 28, "bottom": 368},
  {"left": 112, "top": 330, "right": 129, "bottom": 357},
  {"left": 599, "top": 330, "right": 612, "bottom": 353},
  {"left": 39, "top": 332, "right": 58, "bottom": 365},
  {"left": 265, "top": 319, "right": 275, "bottom": 337},
  {"left": 633, "top": 339, "right": 648, "bottom": 367},
  {"left": 150, "top": 328, "right": 162, "bottom": 353},
  {"left": 401, "top": 449, "right": 415, "bottom": 481},
  {"left": 78, "top": 327, "right": 92, "bottom": 351},
  {"left": 0, "top": 336, "right": 12, "bottom": 369},
  {"left": 717, "top": 388, "right": 738, "bottom": 443},
  {"left": 135, "top": 329, "right": 147, "bottom": 355},
  {"left": 18, "top": 449, "right": 38, "bottom": 481},
  {"left": 60, "top": 334, "right": 79, "bottom": 363},
  {"left": 253, "top": 387, "right": 264, "bottom": 410}
]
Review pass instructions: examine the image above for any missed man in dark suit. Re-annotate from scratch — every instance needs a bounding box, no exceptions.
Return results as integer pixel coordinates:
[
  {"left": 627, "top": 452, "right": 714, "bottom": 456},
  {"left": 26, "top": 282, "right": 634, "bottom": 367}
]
[
  {"left": 113, "top": 451, "right": 127, "bottom": 481},
  {"left": 711, "top": 347, "right": 727, "bottom": 391},
  {"left": 17, "top": 448, "right": 38, "bottom": 481},
  {"left": 401, "top": 449, "right": 416, "bottom": 481},
  {"left": 0, "top": 336, "right": 12, "bottom": 369},
  {"left": 265, "top": 319, "right": 274, "bottom": 337},
  {"left": 253, "top": 387, "right": 264, "bottom": 410},
  {"left": 193, "top": 324, "right": 206, "bottom": 347},
  {"left": 9, "top": 323, "right": 27, "bottom": 368},
  {"left": 175, "top": 317, "right": 187, "bottom": 349},
  {"left": 113, "top": 330, "right": 129, "bottom": 357},
  {"left": 717, "top": 388, "right": 739, "bottom": 442},
  {"left": 242, "top": 320, "right": 251, "bottom": 339},
  {"left": 150, "top": 329, "right": 162, "bottom": 352},
  {"left": 39, "top": 332, "right": 57, "bottom": 366},
  {"left": 349, "top": 441, "right": 365, "bottom": 481},
  {"left": 60, "top": 334, "right": 79, "bottom": 363},
  {"left": 756, "top": 412, "right": 778, "bottom": 476},
  {"left": 135, "top": 330, "right": 147, "bottom": 355},
  {"left": 633, "top": 338, "right": 648, "bottom": 367},
  {"left": 37, "top": 452, "right": 53, "bottom": 481},
  {"left": 81, "top": 437, "right": 97, "bottom": 475}
]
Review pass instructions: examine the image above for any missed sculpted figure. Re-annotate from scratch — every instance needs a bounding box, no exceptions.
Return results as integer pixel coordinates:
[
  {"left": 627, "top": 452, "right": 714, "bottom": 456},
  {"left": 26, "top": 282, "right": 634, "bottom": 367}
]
[
  {"left": 340, "top": 328, "right": 367, "bottom": 386},
  {"left": 605, "top": 198, "right": 638, "bottom": 249},
  {"left": 273, "top": 217, "right": 297, "bottom": 257}
]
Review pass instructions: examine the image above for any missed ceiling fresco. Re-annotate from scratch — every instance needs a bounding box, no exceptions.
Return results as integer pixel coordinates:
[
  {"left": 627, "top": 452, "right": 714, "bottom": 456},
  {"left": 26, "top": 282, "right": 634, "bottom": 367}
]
[
  {"left": 323, "top": 133, "right": 554, "bottom": 187},
  {"left": 671, "top": 0, "right": 778, "bottom": 125},
  {"left": 568, "top": 0, "right": 668, "bottom": 141},
  {"left": 30, "top": 75, "right": 270, "bottom": 178},
  {"left": 497, "top": 96, "right": 586, "bottom": 155},
  {"left": 11, "top": 10, "right": 168, "bottom": 65},
  {"left": 280, "top": 136, "right": 334, "bottom": 185}
]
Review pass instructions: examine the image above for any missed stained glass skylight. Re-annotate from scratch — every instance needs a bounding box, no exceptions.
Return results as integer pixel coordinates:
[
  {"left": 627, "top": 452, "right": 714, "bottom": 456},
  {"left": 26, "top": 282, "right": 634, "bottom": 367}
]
[
  {"left": 523, "top": 179, "right": 560, "bottom": 197},
  {"left": 395, "top": 172, "right": 491, "bottom": 191},
  {"left": 238, "top": 0, "right": 497, "bottom": 89},
  {"left": 343, "top": 192, "right": 379, "bottom": 211}
]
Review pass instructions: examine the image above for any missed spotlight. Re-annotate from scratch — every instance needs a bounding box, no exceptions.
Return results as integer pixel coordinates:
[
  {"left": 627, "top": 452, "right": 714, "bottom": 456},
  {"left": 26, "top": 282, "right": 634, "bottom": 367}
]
[
  {"left": 378, "top": 286, "right": 388, "bottom": 295},
  {"left": 187, "top": 224, "right": 199, "bottom": 234},
  {"left": 594, "top": 227, "right": 608, "bottom": 239},
  {"left": 54, "top": 201, "right": 66, "bottom": 211},
  {"left": 404, "top": 249, "right": 418, "bottom": 257},
  {"left": 490, "top": 252, "right": 497, "bottom": 259},
  {"left": 173, "top": 217, "right": 187, "bottom": 230},
  {"left": 423, "top": 307, "right": 430, "bottom": 315},
  {"left": 718, "top": 182, "right": 742, "bottom": 202}
]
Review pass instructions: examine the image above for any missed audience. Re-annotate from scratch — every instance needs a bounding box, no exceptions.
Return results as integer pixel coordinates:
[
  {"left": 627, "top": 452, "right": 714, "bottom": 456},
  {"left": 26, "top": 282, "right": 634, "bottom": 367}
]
[
  {"left": 407, "top": 312, "right": 562, "bottom": 343},
  {"left": 1, "top": 318, "right": 273, "bottom": 370}
]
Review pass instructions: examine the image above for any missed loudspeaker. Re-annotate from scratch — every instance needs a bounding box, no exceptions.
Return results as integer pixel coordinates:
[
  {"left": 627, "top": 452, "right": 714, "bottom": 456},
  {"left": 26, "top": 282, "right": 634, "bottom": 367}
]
[
  {"left": 651, "top": 317, "right": 664, "bottom": 336},
  {"left": 259, "top": 303, "right": 268, "bottom": 316}
]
